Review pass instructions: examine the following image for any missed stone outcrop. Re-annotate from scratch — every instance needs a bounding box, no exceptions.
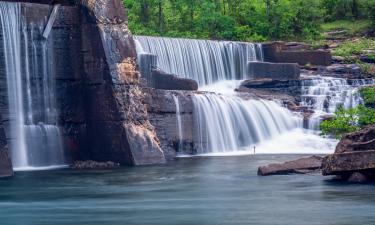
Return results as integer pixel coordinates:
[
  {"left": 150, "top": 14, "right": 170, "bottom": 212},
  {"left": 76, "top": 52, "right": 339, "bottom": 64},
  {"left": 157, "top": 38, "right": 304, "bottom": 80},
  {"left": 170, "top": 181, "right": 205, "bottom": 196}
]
[
  {"left": 80, "top": 0, "right": 166, "bottom": 165},
  {"left": 247, "top": 62, "right": 300, "bottom": 80},
  {"left": 151, "top": 69, "right": 198, "bottom": 91},
  {"left": 258, "top": 156, "right": 323, "bottom": 176},
  {"left": 262, "top": 42, "right": 332, "bottom": 66},
  {"left": 322, "top": 125, "right": 375, "bottom": 182}
]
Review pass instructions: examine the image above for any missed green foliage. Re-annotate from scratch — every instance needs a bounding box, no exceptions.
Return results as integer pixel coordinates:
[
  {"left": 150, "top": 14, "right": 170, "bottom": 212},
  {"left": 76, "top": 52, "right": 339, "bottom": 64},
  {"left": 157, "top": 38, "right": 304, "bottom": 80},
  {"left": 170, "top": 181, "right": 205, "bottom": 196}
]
[
  {"left": 320, "top": 105, "right": 375, "bottom": 139},
  {"left": 333, "top": 38, "right": 375, "bottom": 62},
  {"left": 123, "top": 0, "right": 375, "bottom": 42},
  {"left": 360, "top": 87, "right": 375, "bottom": 105},
  {"left": 321, "top": 20, "right": 372, "bottom": 36}
]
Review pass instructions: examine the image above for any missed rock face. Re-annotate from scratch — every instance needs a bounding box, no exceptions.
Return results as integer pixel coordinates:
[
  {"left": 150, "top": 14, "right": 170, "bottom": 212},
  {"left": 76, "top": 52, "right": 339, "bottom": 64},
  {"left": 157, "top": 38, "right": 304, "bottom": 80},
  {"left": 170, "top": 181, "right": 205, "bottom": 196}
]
[
  {"left": 80, "top": 0, "right": 166, "bottom": 165},
  {"left": 143, "top": 88, "right": 197, "bottom": 159},
  {"left": 322, "top": 125, "right": 375, "bottom": 182},
  {"left": 240, "top": 79, "right": 303, "bottom": 97},
  {"left": 258, "top": 156, "right": 323, "bottom": 176},
  {"left": 247, "top": 62, "right": 300, "bottom": 80}
]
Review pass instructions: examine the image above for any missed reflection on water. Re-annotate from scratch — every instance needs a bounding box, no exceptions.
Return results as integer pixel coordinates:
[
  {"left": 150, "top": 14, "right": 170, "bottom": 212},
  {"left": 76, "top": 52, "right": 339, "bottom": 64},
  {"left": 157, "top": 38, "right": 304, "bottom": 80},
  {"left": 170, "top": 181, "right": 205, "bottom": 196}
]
[{"left": 0, "top": 155, "right": 374, "bottom": 225}]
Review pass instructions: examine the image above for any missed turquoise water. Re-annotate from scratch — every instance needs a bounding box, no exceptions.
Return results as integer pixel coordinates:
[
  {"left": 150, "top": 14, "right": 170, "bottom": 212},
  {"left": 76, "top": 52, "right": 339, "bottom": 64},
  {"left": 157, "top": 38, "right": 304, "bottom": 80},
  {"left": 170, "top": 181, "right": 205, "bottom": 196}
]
[{"left": 0, "top": 155, "right": 374, "bottom": 225}]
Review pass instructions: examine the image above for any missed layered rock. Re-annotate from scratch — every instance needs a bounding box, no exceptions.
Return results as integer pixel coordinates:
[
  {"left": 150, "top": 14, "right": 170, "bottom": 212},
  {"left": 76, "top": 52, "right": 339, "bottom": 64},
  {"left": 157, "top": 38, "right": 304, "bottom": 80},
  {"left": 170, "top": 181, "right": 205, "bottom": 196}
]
[
  {"left": 262, "top": 42, "right": 332, "bottom": 66},
  {"left": 322, "top": 125, "right": 375, "bottom": 182},
  {"left": 80, "top": 0, "right": 166, "bottom": 165}
]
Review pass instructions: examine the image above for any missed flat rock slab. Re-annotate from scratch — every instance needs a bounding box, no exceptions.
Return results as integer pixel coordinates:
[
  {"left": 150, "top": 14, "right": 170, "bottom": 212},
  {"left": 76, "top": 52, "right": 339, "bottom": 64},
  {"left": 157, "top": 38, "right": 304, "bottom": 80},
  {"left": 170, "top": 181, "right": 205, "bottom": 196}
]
[
  {"left": 322, "top": 150, "right": 375, "bottom": 176},
  {"left": 247, "top": 62, "right": 300, "bottom": 80},
  {"left": 258, "top": 156, "right": 323, "bottom": 176}
]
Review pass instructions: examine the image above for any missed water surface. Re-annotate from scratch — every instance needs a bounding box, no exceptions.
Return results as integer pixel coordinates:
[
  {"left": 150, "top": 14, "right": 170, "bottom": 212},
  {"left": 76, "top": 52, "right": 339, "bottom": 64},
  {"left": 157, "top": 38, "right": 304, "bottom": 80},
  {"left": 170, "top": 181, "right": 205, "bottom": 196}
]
[{"left": 0, "top": 155, "right": 374, "bottom": 225}]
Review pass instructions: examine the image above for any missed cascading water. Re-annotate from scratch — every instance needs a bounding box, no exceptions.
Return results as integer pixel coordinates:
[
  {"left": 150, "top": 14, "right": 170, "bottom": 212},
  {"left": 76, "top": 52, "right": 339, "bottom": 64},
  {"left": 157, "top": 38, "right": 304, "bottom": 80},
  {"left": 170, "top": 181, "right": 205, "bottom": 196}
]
[
  {"left": 135, "top": 36, "right": 263, "bottom": 86},
  {"left": 173, "top": 95, "right": 183, "bottom": 151},
  {"left": 193, "top": 93, "right": 300, "bottom": 154},
  {"left": 300, "top": 76, "right": 375, "bottom": 130},
  {"left": 0, "top": 2, "right": 65, "bottom": 170},
  {"left": 136, "top": 36, "right": 339, "bottom": 155}
]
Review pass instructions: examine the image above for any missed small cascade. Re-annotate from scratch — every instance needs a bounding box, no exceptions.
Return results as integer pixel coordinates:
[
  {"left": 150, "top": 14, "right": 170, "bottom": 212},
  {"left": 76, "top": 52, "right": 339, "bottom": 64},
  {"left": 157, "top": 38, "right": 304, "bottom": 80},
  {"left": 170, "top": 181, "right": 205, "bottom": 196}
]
[
  {"left": 135, "top": 36, "right": 263, "bottom": 86},
  {"left": 300, "top": 76, "right": 374, "bottom": 130},
  {"left": 0, "top": 2, "right": 65, "bottom": 170},
  {"left": 173, "top": 95, "right": 183, "bottom": 151},
  {"left": 193, "top": 93, "right": 300, "bottom": 154}
]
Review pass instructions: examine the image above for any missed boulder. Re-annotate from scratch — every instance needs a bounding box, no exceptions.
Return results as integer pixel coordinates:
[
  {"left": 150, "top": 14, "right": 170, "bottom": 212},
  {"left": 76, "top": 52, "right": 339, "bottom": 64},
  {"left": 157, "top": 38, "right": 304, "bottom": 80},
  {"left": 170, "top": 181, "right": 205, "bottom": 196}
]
[
  {"left": 247, "top": 62, "right": 300, "bottom": 81},
  {"left": 258, "top": 156, "right": 323, "bottom": 176},
  {"left": 151, "top": 69, "right": 198, "bottom": 91},
  {"left": 347, "top": 172, "right": 368, "bottom": 183},
  {"left": 322, "top": 125, "right": 375, "bottom": 181}
]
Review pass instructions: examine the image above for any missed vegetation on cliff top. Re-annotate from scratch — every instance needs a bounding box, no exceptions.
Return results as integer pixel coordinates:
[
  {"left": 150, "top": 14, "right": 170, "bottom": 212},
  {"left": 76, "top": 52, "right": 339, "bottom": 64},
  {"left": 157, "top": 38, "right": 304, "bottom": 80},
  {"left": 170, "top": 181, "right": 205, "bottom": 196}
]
[{"left": 124, "top": 0, "right": 375, "bottom": 41}]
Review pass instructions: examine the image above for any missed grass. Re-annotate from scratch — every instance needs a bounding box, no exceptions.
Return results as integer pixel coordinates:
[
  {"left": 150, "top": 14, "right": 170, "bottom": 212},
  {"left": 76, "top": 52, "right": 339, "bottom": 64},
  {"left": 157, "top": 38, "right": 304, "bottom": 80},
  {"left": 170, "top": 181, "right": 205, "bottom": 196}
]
[{"left": 321, "top": 19, "right": 372, "bottom": 36}]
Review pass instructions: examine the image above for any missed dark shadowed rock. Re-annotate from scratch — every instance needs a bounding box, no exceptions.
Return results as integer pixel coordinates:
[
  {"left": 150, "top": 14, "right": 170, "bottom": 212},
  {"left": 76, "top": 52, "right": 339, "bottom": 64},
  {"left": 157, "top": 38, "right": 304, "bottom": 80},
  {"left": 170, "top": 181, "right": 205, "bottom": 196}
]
[
  {"left": 71, "top": 160, "right": 120, "bottom": 170},
  {"left": 247, "top": 62, "right": 300, "bottom": 80},
  {"left": 347, "top": 172, "right": 368, "bottom": 183},
  {"left": 258, "top": 156, "right": 323, "bottom": 176}
]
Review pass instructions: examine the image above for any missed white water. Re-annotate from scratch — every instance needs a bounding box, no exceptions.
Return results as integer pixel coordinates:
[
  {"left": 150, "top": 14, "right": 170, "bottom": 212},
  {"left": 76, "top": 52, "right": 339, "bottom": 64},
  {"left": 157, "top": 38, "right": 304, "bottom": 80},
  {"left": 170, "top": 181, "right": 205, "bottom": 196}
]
[
  {"left": 135, "top": 36, "right": 263, "bottom": 86},
  {"left": 173, "top": 95, "right": 183, "bottom": 151},
  {"left": 301, "top": 76, "right": 375, "bottom": 130},
  {"left": 0, "top": 2, "right": 65, "bottom": 170},
  {"left": 193, "top": 92, "right": 301, "bottom": 154}
]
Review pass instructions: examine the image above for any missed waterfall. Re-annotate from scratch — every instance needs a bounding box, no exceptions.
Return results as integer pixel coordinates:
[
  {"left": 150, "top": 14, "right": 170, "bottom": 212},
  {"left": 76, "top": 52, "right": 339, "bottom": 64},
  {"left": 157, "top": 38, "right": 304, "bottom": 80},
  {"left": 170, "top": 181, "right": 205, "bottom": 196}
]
[
  {"left": 135, "top": 36, "right": 263, "bottom": 86},
  {"left": 173, "top": 95, "right": 183, "bottom": 151},
  {"left": 193, "top": 93, "right": 300, "bottom": 154},
  {"left": 300, "top": 76, "right": 374, "bottom": 130},
  {"left": 0, "top": 2, "right": 65, "bottom": 170}
]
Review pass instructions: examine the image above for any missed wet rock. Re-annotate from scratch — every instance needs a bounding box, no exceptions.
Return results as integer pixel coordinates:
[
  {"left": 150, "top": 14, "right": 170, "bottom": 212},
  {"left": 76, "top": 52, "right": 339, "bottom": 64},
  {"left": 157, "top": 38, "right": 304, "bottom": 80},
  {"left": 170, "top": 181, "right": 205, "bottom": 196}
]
[
  {"left": 247, "top": 62, "right": 300, "bottom": 81},
  {"left": 0, "top": 119, "right": 13, "bottom": 178},
  {"left": 257, "top": 156, "right": 323, "bottom": 176},
  {"left": 347, "top": 172, "right": 368, "bottom": 183},
  {"left": 71, "top": 160, "right": 120, "bottom": 170}
]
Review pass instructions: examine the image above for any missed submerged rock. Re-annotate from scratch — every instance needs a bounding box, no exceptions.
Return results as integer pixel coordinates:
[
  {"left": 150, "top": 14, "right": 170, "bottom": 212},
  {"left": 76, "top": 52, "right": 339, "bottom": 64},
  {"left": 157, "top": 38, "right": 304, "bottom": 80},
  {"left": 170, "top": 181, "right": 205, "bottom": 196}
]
[
  {"left": 71, "top": 161, "right": 120, "bottom": 170},
  {"left": 257, "top": 156, "right": 323, "bottom": 176}
]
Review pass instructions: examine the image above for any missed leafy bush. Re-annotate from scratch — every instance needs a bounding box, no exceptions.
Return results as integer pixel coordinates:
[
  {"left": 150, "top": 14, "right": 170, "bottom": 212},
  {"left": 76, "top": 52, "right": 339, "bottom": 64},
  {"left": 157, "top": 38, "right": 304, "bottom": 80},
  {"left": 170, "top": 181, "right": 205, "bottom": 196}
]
[
  {"left": 320, "top": 105, "right": 375, "bottom": 139},
  {"left": 360, "top": 86, "right": 375, "bottom": 105}
]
